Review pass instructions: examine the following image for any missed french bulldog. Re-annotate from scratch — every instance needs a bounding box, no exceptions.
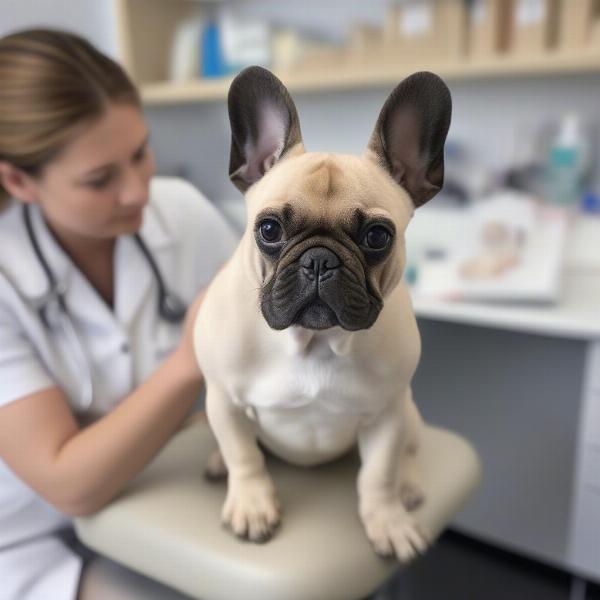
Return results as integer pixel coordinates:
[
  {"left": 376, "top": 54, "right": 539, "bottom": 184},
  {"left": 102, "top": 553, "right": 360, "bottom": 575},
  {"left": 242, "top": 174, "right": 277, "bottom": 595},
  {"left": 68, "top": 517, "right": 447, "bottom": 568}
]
[{"left": 194, "top": 66, "right": 451, "bottom": 562}]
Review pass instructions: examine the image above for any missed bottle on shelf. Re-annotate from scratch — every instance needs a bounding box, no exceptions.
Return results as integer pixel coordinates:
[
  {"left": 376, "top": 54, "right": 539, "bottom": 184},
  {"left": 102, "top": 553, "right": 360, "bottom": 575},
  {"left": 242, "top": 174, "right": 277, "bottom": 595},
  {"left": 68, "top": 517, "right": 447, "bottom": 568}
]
[{"left": 544, "top": 113, "right": 588, "bottom": 208}]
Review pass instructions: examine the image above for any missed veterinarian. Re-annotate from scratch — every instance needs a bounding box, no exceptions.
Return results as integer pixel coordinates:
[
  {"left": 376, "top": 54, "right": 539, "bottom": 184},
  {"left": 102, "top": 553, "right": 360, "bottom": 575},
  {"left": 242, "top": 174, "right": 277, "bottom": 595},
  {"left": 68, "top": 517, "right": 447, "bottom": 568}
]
[{"left": 0, "top": 29, "right": 236, "bottom": 599}]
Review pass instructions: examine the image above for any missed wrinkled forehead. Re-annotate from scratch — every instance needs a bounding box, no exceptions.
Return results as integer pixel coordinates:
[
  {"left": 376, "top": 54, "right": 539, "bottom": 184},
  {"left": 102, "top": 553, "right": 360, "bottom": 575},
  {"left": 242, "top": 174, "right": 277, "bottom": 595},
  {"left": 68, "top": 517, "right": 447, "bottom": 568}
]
[{"left": 247, "top": 152, "right": 413, "bottom": 228}]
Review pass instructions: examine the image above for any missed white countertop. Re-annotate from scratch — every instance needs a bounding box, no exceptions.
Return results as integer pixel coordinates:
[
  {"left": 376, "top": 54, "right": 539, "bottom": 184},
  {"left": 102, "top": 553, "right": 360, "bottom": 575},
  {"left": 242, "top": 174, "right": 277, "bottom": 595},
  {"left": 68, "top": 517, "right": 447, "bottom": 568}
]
[{"left": 411, "top": 269, "right": 600, "bottom": 340}]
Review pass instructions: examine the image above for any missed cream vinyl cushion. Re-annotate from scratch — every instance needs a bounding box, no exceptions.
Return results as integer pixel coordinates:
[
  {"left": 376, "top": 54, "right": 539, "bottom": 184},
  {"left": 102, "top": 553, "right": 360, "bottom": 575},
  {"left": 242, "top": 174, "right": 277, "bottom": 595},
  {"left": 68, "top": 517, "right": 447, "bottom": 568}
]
[{"left": 75, "top": 416, "right": 481, "bottom": 600}]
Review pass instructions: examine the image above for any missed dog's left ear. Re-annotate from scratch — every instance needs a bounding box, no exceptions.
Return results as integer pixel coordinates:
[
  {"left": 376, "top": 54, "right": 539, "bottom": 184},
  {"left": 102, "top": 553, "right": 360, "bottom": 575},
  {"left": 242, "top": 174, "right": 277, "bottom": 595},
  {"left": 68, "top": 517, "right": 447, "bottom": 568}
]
[
  {"left": 366, "top": 71, "right": 452, "bottom": 208},
  {"left": 228, "top": 66, "right": 304, "bottom": 194}
]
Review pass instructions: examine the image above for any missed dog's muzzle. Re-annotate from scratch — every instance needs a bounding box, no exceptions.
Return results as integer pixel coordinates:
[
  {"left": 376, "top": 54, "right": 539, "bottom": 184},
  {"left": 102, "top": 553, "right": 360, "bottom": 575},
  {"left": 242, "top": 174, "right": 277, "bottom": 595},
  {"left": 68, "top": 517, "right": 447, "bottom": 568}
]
[{"left": 261, "top": 246, "right": 382, "bottom": 331}]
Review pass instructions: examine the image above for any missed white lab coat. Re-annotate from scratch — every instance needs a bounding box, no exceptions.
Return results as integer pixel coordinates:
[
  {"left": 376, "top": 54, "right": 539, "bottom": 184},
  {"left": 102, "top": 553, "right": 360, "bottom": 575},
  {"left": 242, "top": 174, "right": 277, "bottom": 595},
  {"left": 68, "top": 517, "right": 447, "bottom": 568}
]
[{"left": 0, "top": 177, "right": 239, "bottom": 600}]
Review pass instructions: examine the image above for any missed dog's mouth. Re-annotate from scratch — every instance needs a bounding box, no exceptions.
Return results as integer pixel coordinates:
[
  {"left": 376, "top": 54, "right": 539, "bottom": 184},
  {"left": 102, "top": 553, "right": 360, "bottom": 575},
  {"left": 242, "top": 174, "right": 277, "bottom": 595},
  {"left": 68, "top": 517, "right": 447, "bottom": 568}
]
[
  {"left": 296, "top": 299, "right": 339, "bottom": 330},
  {"left": 260, "top": 247, "right": 383, "bottom": 331}
]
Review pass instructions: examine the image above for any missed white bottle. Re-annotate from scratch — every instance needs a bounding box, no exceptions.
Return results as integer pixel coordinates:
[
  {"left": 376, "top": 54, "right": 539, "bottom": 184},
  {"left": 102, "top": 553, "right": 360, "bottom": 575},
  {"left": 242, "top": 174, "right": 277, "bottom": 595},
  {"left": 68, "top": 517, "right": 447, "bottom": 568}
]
[
  {"left": 168, "top": 16, "right": 204, "bottom": 82},
  {"left": 545, "top": 113, "right": 586, "bottom": 207}
]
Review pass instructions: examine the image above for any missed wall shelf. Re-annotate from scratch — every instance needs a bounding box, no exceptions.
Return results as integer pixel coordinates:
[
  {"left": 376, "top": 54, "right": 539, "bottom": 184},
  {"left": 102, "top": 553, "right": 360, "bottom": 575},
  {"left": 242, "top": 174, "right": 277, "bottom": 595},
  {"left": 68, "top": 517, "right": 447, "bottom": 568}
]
[
  {"left": 140, "top": 50, "right": 600, "bottom": 105},
  {"left": 116, "top": 0, "right": 600, "bottom": 106}
]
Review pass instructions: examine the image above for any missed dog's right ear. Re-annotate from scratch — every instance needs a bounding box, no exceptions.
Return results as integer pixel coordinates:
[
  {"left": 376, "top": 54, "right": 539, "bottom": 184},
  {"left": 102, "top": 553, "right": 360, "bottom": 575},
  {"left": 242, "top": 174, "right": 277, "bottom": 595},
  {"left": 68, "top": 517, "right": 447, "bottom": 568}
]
[{"left": 228, "top": 66, "right": 304, "bottom": 194}]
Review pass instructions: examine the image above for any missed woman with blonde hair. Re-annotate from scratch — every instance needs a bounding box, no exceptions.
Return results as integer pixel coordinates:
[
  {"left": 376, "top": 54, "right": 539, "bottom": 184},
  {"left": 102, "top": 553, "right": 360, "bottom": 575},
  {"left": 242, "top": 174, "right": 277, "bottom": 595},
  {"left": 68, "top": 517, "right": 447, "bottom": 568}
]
[{"left": 0, "top": 28, "right": 235, "bottom": 599}]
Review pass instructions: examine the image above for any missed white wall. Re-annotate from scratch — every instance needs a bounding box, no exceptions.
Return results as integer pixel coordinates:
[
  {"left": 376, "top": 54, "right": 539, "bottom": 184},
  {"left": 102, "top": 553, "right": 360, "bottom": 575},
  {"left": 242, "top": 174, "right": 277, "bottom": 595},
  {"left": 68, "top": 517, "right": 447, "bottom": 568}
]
[{"left": 0, "top": 0, "right": 117, "bottom": 57}]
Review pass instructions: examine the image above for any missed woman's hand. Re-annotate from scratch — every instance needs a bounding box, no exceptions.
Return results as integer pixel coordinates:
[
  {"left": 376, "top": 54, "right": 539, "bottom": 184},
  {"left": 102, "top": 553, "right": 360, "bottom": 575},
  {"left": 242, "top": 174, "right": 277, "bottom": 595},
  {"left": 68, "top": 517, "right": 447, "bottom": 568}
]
[
  {"left": 175, "top": 262, "right": 227, "bottom": 382},
  {"left": 174, "top": 289, "right": 207, "bottom": 382},
  {"left": 0, "top": 288, "right": 210, "bottom": 516}
]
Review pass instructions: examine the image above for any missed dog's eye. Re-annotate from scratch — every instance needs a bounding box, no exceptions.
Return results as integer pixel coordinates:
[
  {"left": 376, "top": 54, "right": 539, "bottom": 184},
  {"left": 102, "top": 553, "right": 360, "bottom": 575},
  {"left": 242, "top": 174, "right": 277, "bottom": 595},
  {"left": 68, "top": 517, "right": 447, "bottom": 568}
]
[
  {"left": 363, "top": 225, "right": 391, "bottom": 250},
  {"left": 259, "top": 219, "right": 283, "bottom": 243}
]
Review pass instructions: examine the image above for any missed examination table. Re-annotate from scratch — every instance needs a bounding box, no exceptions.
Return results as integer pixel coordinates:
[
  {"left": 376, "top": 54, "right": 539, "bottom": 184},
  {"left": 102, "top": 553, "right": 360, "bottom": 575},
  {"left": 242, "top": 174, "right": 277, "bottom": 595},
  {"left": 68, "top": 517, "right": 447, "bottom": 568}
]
[{"left": 75, "top": 415, "right": 481, "bottom": 600}]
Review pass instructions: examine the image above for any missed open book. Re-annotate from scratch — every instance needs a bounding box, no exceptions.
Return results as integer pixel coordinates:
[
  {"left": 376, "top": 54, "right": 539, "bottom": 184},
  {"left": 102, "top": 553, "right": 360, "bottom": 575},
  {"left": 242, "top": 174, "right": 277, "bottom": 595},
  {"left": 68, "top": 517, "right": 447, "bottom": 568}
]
[{"left": 413, "top": 193, "right": 568, "bottom": 304}]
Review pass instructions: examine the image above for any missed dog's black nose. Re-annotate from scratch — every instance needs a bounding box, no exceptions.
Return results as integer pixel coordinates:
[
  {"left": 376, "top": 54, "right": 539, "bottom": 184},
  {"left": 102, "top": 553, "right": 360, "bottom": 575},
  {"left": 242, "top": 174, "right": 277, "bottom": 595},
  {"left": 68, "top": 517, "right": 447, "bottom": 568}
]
[{"left": 300, "top": 247, "right": 340, "bottom": 280}]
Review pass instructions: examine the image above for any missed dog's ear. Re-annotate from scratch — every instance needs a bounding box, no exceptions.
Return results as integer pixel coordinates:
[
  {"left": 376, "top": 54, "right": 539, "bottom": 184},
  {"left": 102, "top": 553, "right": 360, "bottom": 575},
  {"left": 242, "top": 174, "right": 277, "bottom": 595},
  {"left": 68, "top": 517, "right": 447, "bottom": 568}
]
[
  {"left": 228, "top": 66, "right": 304, "bottom": 194},
  {"left": 366, "top": 71, "right": 452, "bottom": 208}
]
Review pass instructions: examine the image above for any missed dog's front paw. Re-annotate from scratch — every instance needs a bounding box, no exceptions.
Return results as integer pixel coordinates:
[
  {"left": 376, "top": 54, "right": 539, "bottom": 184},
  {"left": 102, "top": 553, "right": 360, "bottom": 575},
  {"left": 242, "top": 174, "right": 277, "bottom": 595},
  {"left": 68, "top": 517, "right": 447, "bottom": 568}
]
[
  {"left": 360, "top": 502, "right": 429, "bottom": 563},
  {"left": 222, "top": 475, "right": 281, "bottom": 543}
]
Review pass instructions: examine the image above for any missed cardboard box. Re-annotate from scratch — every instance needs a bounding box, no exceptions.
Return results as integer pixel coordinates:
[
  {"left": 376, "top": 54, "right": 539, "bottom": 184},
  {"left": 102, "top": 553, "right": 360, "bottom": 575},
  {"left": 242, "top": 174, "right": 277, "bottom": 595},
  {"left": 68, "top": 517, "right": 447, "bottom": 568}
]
[
  {"left": 347, "top": 23, "right": 384, "bottom": 63},
  {"left": 584, "top": 0, "right": 600, "bottom": 51},
  {"left": 508, "top": 0, "right": 561, "bottom": 55},
  {"left": 384, "top": 0, "right": 437, "bottom": 61},
  {"left": 558, "top": 0, "right": 594, "bottom": 50},
  {"left": 383, "top": 0, "right": 467, "bottom": 62},
  {"left": 298, "top": 44, "right": 346, "bottom": 72},
  {"left": 591, "top": 16, "right": 600, "bottom": 49},
  {"left": 467, "top": 0, "right": 513, "bottom": 58},
  {"left": 436, "top": 0, "right": 469, "bottom": 59}
]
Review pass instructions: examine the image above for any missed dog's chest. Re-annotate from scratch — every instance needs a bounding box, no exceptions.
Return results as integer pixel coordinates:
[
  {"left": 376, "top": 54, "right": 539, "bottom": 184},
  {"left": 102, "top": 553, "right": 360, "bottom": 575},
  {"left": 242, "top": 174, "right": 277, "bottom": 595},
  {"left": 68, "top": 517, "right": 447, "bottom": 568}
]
[{"left": 235, "top": 330, "right": 394, "bottom": 465}]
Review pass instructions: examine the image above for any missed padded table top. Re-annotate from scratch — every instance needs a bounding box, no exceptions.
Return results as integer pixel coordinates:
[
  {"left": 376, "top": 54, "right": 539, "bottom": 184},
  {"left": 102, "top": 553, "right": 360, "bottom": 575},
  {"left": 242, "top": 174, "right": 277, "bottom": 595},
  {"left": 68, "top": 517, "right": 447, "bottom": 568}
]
[{"left": 75, "top": 416, "right": 480, "bottom": 600}]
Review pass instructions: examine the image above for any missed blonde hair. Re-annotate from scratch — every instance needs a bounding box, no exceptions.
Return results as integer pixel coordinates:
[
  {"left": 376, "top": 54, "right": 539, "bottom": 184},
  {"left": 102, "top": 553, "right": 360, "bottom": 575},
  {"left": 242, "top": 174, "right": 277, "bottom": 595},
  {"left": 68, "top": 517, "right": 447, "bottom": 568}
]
[{"left": 0, "top": 28, "right": 140, "bottom": 209}]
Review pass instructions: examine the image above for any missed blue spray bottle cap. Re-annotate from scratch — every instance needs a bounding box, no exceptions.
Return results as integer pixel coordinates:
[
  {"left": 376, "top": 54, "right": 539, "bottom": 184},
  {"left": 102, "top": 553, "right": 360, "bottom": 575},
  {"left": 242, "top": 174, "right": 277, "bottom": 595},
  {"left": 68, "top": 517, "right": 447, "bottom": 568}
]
[{"left": 581, "top": 191, "right": 600, "bottom": 214}]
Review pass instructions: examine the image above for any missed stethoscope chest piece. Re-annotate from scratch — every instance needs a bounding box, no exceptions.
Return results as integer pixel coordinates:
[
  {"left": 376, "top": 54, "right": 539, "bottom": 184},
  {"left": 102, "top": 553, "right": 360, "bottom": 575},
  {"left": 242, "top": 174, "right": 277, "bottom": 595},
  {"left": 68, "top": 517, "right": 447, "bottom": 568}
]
[
  {"left": 35, "top": 282, "right": 68, "bottom": 330},
  {"left": 160, "top": 292, "right": 187, "bottom": 324}
]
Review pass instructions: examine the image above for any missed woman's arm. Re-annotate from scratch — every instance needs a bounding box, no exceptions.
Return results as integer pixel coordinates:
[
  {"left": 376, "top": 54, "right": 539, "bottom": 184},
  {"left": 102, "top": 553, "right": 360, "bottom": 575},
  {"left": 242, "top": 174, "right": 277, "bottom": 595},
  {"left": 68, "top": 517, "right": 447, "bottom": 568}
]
[{"left": 0, "top": 292, "right": 205, "bottom": 517}]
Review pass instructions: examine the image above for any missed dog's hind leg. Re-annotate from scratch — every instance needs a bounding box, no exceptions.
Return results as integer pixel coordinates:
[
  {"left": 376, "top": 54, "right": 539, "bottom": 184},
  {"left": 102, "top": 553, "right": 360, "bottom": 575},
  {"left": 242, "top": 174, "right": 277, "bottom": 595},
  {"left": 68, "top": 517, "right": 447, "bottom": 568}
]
[
  {"left": 357, "top": 387, "right": 429, "bottom": 563},
  {"left": 398, "top": 448, "right": 425, "bottom": 511},
  {"left": 204, "top": 447, "right": 228, "bottom": 481},
  {"left": 397, "top": 388, "right": 425, "bottom": 512}
]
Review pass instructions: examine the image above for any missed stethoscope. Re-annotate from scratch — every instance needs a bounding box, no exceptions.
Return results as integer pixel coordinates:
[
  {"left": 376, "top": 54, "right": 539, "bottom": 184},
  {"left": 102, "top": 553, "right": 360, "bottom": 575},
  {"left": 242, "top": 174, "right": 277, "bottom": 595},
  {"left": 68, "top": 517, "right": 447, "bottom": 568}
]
[{"left": 20, "top": 203, "right": 188, "bottom": 411}]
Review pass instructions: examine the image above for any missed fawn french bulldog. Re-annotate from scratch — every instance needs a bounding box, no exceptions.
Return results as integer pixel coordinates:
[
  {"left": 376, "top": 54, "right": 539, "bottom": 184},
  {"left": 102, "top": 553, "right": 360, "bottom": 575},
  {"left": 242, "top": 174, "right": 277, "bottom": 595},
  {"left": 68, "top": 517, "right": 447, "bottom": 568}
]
[{"left": 194, "top": 66, "right": 451, "bottom": 562}]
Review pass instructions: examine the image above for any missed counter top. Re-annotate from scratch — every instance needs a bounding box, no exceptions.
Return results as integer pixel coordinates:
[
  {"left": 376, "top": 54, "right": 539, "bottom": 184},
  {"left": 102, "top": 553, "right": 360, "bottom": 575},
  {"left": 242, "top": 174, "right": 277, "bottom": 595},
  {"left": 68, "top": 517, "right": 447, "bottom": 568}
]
[{"left": 411, "top": 269, "right": 600, "bottom": 340}]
